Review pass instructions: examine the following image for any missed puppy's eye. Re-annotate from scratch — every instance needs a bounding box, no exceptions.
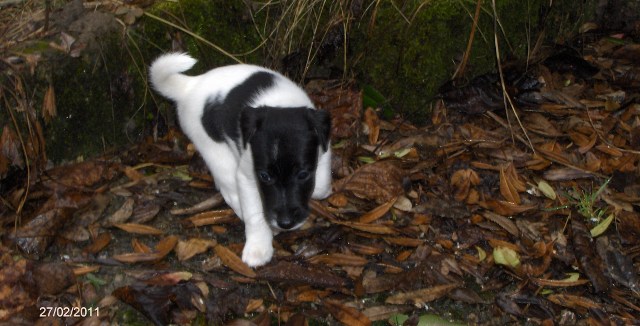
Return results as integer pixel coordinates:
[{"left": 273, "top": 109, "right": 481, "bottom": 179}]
[
  {"left": 297, "top": 170, "right": 310, "bottom": 181},
  {"left": 258, "top": 171, "right": 272, "bottom": 183}
]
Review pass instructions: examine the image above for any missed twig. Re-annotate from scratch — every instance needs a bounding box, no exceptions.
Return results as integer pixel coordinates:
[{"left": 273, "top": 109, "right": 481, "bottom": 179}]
[
  {"left": 453, "top": 0, "right": 482, "bottom": 80},
  {"left": 143, "top": 11, "right": 242, "bottom": 64}
]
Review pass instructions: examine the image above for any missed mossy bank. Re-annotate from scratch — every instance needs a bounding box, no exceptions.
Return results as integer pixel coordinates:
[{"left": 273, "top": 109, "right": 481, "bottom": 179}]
[{"left": 3, "top": 0, "right": 598, "bottom": 162}]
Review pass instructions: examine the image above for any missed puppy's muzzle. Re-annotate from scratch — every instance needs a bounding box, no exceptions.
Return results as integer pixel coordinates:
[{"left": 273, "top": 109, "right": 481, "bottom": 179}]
[{"left": 273, "top": 207, "right": 307, "bottom": 230}]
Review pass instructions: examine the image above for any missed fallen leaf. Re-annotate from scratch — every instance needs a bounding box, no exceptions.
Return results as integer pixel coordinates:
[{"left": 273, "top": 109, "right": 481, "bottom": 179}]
[
  {"left": 493, "top": 247, "right": 521, "bottom": 268},
  {"left": 385, "top": 283, "right": 458, "bottom": 305},
  {"left": 359, "top": 196, "right": 397, "bottom": 223},
  {"left": 334, "top": 160, "right": 404, "bottom": 204},
  {"left": 324, "top": 300, "right": 371, "bottom": 326},
  {"left": 257, "top": 261, "right": 347, "bottom": 288},
  {"left": 114, "top": 223, "right": 164, "bottom": 235},
  {"left": 175, "top": 238, "right": 217, "bottom": 261},
  {"left": 308, "top": 253, "right": 368, "bottom": 266},
  {"left": 103, "top": 198, "right": 135, "bottom": 226},
  {"left": 589, "top": 213, "right": 614, "bottom": 237},
  {"left": 214, "top": 244, "right": 256, "bottom": 278}
]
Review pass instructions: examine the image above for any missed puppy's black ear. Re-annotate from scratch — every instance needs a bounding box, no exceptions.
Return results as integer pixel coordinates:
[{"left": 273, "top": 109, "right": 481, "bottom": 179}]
[
  {"left": 308, "top": 108, "right": 331, "bottom": 151},
  {"left": 240, "top": 107, "right": 265, "bottom": 148}
]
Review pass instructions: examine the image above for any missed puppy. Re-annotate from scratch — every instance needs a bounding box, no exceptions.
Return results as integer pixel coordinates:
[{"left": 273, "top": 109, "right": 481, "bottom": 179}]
[{"left": 149, "top": 53, "right": 332, "bottom": 267}]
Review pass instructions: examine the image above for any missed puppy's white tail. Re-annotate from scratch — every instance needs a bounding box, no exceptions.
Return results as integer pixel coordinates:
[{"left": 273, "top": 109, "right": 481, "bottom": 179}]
[{"left": 149, "top": 53, "right": 197, "bottom": 102}]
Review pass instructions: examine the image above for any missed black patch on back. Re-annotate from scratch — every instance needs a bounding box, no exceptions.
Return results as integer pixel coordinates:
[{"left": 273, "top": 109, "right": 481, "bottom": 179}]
[{"left": 201, "top": 71, "right": 275, "bottom": 143}]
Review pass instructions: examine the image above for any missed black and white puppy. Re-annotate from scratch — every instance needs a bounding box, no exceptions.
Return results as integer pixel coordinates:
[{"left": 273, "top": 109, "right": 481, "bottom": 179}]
[{"left": 149, "top": 53, "right": 332, "bottom": 267}]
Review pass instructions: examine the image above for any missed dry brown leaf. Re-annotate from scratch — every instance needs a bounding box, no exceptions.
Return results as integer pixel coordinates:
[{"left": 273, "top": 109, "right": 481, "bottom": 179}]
[
  {"left": 184, "top": 209, "right": 236, "bottom": 227},
  {"left": 132, "top": 238, "right": 152, "bottom": 253},
  {"left": 359, "top": 196, "right": 397, "bottom": 223},
  {"left": 385, "top": 283, "right": 459, "bottom": 305},
  {"left": 296, "top": 289, "right": 331, "bottom": 302},
  {"left": 531, "top": 276, "right": 590, "bottom": 288},
  {"left": 112, "top": 252, "right": 163, "bottom": 263},
  {"left": 155, "top": 235, "right": 178, "bottom": 257},
  {"left": 42, "top": 84, "right": 56, "bottom": 124},
  {"left": 480, "top": 200, "right": 537, "bottom": 216},
  {"left": 349, "top": 243, "right": 385, "bottom": 255},
  {"left": 114, "top": 223, "right": 164, "bottom": 235},
  {"left": 72, "top": 265, "right": 101, "bottom": 276},
  {"left": 176, "top": 238, "right": 217, "bottom": 261},
  {"left": 334, "top": 160, "right": 404, "bottom": 204},
  {"left": 308, "top": 86, "right": 362, "bottom": 138},
  {"left": 170, "top": 193, "right": 224, "bottom": 215},
  {"left": 327, "top": 193, "right": 349, "bottom": 207},
  {"left": 0, "top": 125, "right": 24, "bottom": 174},
  {"left": 451, "top": 168, "right": 480, "bottom": 202},
  {"left": 214, "top": 244, "right": 256, "bottom": 278},
  {"left": 524, "top": 113, "right": 562, "bottom": 137},
  {"left": 364, "top": 107, "right": 380, "bottom": 145},
  {"left": 82, "top": 232, "right": 111, "bottom": 255},
  {"left": 499, "top": 165, "right": 520, "bottom": 204},
  {"left": 324, "top": 300, "right": 371, "bottom": 326},
  {"left": 546, "top": 293, "right": 600, "bottom": 311},
  {"left": 103, "top": 198, "right": 135, "bottom": 226},
  {"left": 257, "top": 261, "right": 348, "bottom": 288},
  {"left": 506, "top": 164, "right": 526, "bottom": 192},
  {"left": 308, "top": 253, "right": 368, "bottom": 267},
  {"left": 333, "top": 220, "right": 397, "bottom": 235},
  {"left": 123, "top": 166, "right": 145, "bottom": 182},
  {"left": 596, "top": 144, "right": 623, "bottom": 157},
  {"left": 383, "top": 237, "right": 424, "bottom": 247},
  {"left": 482, "top": 211, "right": 520, "bottom": 237}
]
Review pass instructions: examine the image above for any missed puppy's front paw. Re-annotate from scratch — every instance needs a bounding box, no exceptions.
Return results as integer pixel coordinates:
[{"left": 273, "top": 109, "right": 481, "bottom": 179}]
[{"left": 242, "top": 239, "right": 274, "bottom": 267}]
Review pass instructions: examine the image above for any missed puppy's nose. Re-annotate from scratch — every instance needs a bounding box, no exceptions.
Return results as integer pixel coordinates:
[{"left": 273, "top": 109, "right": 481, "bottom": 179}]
[{"left": 277, "top": 217, "right": 295, "bottom": 229}]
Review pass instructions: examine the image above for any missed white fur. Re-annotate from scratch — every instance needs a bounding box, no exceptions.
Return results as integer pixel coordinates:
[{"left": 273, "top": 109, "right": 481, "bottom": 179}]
[{"left": 149, "top": 53, "right": 332, "bottom": 267}]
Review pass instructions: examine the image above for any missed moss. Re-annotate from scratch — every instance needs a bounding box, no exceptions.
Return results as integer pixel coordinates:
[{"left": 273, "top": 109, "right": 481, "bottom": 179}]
[
  {"left": 137, "top": 0, "right": 263, "bottom": 70},
  {"left": 44, "top": 34, "right": 136, "bottom": 161},
  {"left": 349, "top": 0, "right": 598, "bottom": 123}
]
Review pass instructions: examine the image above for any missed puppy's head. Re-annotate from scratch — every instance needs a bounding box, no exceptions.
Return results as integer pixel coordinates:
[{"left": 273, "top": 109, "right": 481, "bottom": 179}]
[{"left": 241, "top": 107, "right": 330, "bottom": 230}]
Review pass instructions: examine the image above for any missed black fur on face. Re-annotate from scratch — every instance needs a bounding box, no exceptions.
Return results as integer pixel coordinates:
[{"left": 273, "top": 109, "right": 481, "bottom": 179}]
[{"left": 241, "top": 106, "right": 331, "bottom": 229}]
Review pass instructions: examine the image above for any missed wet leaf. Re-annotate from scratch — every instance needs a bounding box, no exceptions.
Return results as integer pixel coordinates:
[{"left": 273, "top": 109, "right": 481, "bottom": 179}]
[{"left": 214, "top": 244, "right": 256, "bottom": 278}]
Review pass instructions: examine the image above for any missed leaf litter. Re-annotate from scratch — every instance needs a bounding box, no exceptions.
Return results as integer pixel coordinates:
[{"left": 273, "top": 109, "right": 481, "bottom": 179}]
[{"left": 2, "top": 30, "right": 640, "bottom": 326}]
